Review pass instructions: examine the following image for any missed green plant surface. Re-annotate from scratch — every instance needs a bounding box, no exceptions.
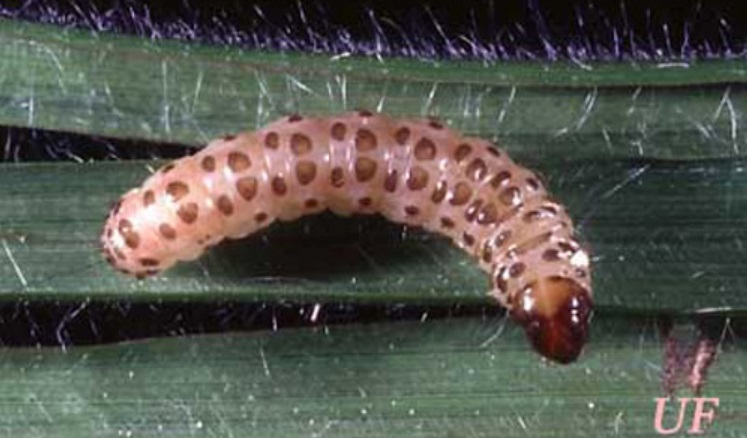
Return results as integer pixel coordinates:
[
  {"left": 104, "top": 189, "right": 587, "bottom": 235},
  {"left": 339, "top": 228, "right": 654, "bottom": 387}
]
[
  {"left": 0, "top": 16, "right": 746, "bottom": 438},
  {"left": 1, "top": 22, "right": 747, "bottom": 313},
  {"left": 1, "top": 18, "right": 747, "bottom": 162},
  {"left": 0, "top": 316, "right": 743, "bottom": 438}
]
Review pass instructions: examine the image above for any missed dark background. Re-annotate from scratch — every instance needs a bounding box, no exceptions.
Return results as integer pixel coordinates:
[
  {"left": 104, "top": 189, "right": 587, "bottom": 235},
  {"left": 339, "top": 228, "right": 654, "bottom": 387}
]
[{"left": 1, "top": 0, "right": 745, "bottom": 59}]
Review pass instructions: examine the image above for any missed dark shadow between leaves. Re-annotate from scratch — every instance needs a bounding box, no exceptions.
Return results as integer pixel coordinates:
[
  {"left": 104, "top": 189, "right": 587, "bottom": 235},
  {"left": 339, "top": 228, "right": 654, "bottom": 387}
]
[{"left": 174, "top": 212, "right": 468, "bottom": 285}]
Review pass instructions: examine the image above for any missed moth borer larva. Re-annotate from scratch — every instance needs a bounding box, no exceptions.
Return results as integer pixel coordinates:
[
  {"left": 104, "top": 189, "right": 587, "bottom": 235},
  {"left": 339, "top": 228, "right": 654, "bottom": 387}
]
[{"left": 102, "top": 111, "right": 592, "bottom": 363}]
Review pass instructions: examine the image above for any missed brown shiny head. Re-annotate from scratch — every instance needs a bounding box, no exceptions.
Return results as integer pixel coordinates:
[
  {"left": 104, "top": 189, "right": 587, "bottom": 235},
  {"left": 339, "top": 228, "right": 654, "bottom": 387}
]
[{"left": 511, "top": 276, "right": 592, "bottom": 364}]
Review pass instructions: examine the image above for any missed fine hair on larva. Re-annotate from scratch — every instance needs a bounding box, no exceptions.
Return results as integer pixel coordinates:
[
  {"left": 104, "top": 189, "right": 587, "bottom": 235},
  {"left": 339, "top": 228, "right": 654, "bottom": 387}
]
[{"left": 101, "top": 111, "right": 593, "bottom": 363}]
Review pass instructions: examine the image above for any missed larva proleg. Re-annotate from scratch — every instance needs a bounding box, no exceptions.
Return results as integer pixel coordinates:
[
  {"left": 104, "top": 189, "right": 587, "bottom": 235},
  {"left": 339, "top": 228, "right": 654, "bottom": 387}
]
[{"left": 101, "top": 111, "right": 593, "bottom": 363}]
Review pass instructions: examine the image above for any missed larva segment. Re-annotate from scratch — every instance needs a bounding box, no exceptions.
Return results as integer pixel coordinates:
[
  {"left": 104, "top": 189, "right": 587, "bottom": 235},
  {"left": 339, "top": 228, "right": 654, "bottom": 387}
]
[{"left": 101, "top": 111, "right": 592, "bottom": 363}]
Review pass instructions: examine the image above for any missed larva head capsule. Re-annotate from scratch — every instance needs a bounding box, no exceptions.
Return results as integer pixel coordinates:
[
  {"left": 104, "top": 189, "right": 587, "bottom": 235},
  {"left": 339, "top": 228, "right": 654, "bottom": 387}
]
[{"left": 510, "top": 276, "right": 593, "bottom": 364}]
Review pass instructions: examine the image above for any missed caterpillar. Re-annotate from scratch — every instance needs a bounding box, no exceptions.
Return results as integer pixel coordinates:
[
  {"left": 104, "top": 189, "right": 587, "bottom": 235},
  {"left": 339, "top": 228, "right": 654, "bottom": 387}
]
[{"left": 101, "top": 111, "right": 592, "bottom": 363}]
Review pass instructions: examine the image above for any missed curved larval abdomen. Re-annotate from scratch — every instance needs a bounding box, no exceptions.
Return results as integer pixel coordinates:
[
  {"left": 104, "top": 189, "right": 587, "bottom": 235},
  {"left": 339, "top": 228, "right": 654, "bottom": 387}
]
[{"left": 101, "top": 111, "right": 593, "bottom": 363}]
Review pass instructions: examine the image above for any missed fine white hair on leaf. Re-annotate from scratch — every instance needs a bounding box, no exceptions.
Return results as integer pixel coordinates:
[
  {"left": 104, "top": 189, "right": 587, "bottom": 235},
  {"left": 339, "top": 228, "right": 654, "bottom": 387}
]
[{"left": 0, "top": 0, "right": 743, "bottom": 61}]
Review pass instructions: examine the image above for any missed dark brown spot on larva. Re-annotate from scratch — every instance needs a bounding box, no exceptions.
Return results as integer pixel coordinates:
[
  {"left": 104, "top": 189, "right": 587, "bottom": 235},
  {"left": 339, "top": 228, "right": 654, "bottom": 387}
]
[
  {"left": 159, "top": 223, "right": 177, "bottom": 240},
  {"left": 201, "top": 156, "right": 216, "bottom": 172},
  {"left": 106, "top": 228, "right": 113, "bottom": 239},
  {"left": 143, "top": 190, "right": 155, "bottom": 207},
  {"left": 465, "top": 199, "right": 484, "bottom": 222},
  {"left": 477, "top": 203, "right": 498, "bottom": 225},
  {"left": 509, "top": 262, "right": 526, "bottom": 278},
  {"left": 449, "top": 182, "right": 472, "bottom": 206},
  {"left": 466, "top": 158, "right": 488, "bottom": 181},
  {"left": 463, "top": 232, "right": 476, "bottom": 246},
  {"left": 288, "top": 114, "right": 303, "bottom": 122},
  {"left": 428, "top": 118, "right": 443, "bottom": 129},
  {"left": 407, "top": 166, "right": 429, "bottom": 190},
  {"left": 272, "top": 176, "right": 288, "bottom": 195},
  {"left": 166, "top": 181, "right": 190, "bottom": 202},
  {"left": 414, "top": 138, "right": 437, "bottom": 161},
  {"left": 221, "top": 134, "right": 237, "bottom": 141},
  {"left": 355, "top": 129, "right": 377, "bottom": 152},
  {"left": 124, "top": 232, "right": 140, "bottom": 249},
  {"left": 331, "top": 167, "right": 345, "bottom": 187},
  {"left": 514, "top": 232, "right": 552, "bottom": 255},
  {"left": 542, "top": 204, "right": 559, "bottom": 215},
  {"left": 494, "top": 230, "right": 512, "bottom": 247},
  {"left": 405, "top": 205, "right": 420, "bottom": 216},
  {"left": 296, "top": 161, "right": 317, "bottom": 185},
  {"left": 264, "top": 132, "right": 279, "bottom": 149},
  {"left": 482, "top": 244, "right": 493, "bottom": 263},
  {"left": 355, "top": 157, "right": 377, "bottom": 182},
  {"left": 499, "top": 186, "right": 521, "bottom": 206},
  {"left": 358, "top": 109, "right": 373, "bottom": 117},
  {"left": 359, "top": 197, "right": 373, "bottom": 207},
  {"left": 177, "top": 202, "right": 199, "bottom": 224},
  {"left": 111, "top": 198, "right": 123, "bottom": 215},
  {"left": 486, "top": 147, "right": 501, "bottom": 158},
  {"left": 558, "top": 241, "right": 577, "bottom": 254},
  {"left": 490, "top": 171, "right": 512, "bottom": 188},
  {"left": 395, "top": 127, "right": 411, "bottom": 145},
  {"left": 114, "top": 247, "right": 126, "bottom": 261},
  {"left": 331, "top": 122, "right": 347, "bottom": 141},
  {"left": 440, "top": 217, "right": 455, "bottom": 229},
  {"left": 255, "top": 212, "right": 268, "bottom": 223},
  {"left": 495, "top": 267, "right": 508, "bottom": 293},
  {"left": 454, "top": 144, "right": 472, "bottom": 162},
  {"left": 543, "top": 248, "right": 561, "bottom": 261},
  {"left": 526, "top": 177, "right": 540, "bottom": 191},
  {"left": 118, "top": 219, "right": 140, "bottom": 249},
  {"left": 305, "top": 199, "right": 319, "bottom": 209},
  {"left": 228, "top": 151, "right": 251, "bottom": 173},
  {"left": 197, "top": 234, "right": 212, "bottom": 246},
  {"left": 216, "top": 195, "right": 234, "bottom": 216},
  {"left": 384, "top": 170, "right": 398, "bottom": 192},
  {"left": 575, "top": 269, "right": 587, "bottom": 278},
  {"left": 135, "top": 272, "right": 147, "bottom": 280},
  {"left": 140, "top": 258, "right": 159, "bottom": 267},
  {"left": 160, "top": 163, "right": 175, "bottom": 174},
  {"left": 290, "top": 133, "right": 313, "bottom": 156},
  {"left": 236, "top": 177, "right": 258, "bottom": 201},
  {"left": 431, "top": 181, "right": 447, "bottom": 203},
  {"left": 523, "top": 210, "right": 542, "bottom": 222}
]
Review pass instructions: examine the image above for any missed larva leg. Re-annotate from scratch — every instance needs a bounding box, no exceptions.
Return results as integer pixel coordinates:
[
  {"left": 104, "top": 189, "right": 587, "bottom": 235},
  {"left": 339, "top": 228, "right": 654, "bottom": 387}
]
[{"left": 101, "top": 111, "right": 593, "bottom": 363}]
